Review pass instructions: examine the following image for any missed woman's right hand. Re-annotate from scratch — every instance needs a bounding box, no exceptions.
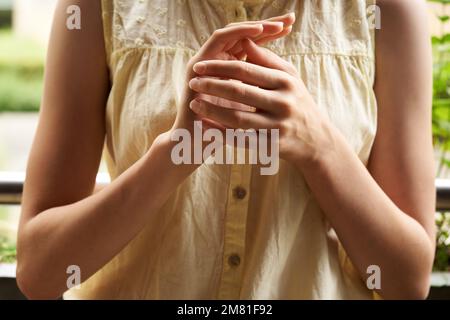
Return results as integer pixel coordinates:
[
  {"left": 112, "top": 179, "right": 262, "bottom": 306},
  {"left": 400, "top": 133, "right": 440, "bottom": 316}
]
[{"left": 172, "top": 13, "right": 296, "bottom": 132}]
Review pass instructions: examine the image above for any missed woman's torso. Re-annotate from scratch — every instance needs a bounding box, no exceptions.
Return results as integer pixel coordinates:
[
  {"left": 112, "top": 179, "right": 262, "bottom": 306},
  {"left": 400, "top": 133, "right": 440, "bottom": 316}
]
[{"left": 65, "top": 0, "right": 377, "bottom": 299}]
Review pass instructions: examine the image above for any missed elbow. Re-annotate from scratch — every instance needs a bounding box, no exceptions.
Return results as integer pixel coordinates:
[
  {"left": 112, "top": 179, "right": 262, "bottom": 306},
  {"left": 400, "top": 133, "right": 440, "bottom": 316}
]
[
  {"left": 16, "top": 263, "right": 40, "bottom": 300},
  {"left": 383, "top": 227, "right": 435, "bottom": 300},
  {"left": 396, "top": 278, "right": 430, "bottom": 300},
  {"left": 16, "top": 234, "right": 63, "bottom": 300},
  {"left": 408, "top": 268, "right": 432, "bottom": 300},
  {"left": 410, "top": 284, "right": 431, "bottom": 300},
  {"left": 16, "top": 218, "right": 64, "bottom": 300},
  {"left": 16, "top": 260, "right": 62, "bottom": 300},
  {"left": 379, "top": 276, "right": 430, "bottom": 300},
  {"left": 381, "top": 261, "right": 432, "bottom": 300}
]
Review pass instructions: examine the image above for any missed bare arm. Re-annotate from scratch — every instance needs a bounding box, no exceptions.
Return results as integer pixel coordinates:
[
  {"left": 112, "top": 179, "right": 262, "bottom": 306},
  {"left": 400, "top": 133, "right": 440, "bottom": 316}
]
[{"left": 300, "top": 0, "right": 435, "bottom": 299}]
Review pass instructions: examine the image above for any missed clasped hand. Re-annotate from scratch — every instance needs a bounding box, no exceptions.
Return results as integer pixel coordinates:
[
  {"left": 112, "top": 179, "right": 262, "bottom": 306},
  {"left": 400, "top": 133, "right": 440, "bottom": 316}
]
[{"left": 173, "top": 12, "right": 334, "bottom": 168}]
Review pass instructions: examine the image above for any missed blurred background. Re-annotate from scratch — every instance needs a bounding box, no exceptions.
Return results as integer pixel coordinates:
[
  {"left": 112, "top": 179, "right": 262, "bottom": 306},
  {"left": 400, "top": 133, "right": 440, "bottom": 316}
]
[{"left": 0, "top": 0, "right": 449, "bottom": 299}]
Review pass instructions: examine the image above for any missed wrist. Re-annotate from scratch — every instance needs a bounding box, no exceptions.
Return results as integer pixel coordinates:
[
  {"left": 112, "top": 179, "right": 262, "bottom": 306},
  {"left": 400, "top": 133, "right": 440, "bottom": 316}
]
[
  {"left": 291, "top": 120, "right": 344, "bottom": 173},
  {"left": 151, "top": 130, "right": 175, "bottom": 153},
  {"left": 148, "top": 130, "right": 202, "bottom": 172}
]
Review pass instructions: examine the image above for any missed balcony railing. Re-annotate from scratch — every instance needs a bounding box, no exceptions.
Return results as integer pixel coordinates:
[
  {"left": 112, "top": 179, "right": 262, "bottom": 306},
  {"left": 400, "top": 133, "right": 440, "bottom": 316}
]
[
  {"left": 437, "top": 179, "right": 450, "bottom": 211},
  {"left": 1, "top": 172, "right": 450, "bottom": 211},
  {"left": 0, "top": 172, "right": 110, "bottom": 205}
]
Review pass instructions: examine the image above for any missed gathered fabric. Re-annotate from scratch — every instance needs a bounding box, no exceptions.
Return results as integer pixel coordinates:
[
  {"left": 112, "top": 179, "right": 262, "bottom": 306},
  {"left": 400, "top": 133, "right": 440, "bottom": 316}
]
[{"left": 64, "top": 0, "right": 378, "bottom": 299}]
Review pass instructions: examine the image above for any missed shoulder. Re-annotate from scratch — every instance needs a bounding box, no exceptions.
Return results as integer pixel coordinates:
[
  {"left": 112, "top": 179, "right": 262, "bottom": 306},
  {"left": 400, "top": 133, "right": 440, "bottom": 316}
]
[
  {"left": 372, "top": 0, "right": 432, "bottom": 135},
  {"left": 375, "top": 0, "right": 429, "bottom": 31},
  {"left": 376, "top": 0, "right": 427, "bottom": 13},
  {"left": 374, "top": 0, "right": 431, "bottom": 71},
  {"left": 373, "top": 0, "right": 432, "bottom": 126},
  {"left": 50, "top": 0, "right": 105, "bottom": 55}
]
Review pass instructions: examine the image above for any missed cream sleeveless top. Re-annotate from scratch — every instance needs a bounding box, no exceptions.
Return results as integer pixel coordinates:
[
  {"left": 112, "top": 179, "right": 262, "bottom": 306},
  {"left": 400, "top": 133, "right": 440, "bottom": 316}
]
[{"left": 64, "top": 0, "right": 378, "bottom": 299}]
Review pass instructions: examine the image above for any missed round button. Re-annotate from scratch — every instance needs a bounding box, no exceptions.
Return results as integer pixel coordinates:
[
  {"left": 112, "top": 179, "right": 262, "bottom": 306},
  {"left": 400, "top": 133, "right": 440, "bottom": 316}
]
[
  {"left": 233, "top": 186, "right": 247, "bottom": 200},
  {"left": 228, "top": 254, "right": 241, "bottom": 267}
]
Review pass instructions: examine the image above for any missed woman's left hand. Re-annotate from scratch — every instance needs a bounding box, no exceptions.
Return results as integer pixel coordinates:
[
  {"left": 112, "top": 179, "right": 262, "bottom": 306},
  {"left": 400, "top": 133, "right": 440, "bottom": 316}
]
[{"left": 188, "top": 38, "right": 337, "bottom": 168}]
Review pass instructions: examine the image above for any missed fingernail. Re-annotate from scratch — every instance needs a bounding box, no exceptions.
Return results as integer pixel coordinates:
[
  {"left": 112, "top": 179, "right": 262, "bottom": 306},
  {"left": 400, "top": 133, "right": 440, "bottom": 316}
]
[
  {"left": 193, "top": 62, "right": 206, "bottom": 74},
  {"left": 189, "top": 78, "right": 200, "bottom": 90},
  {"left": 190, "top": 99, "right": 201, "bottom": 111},
  {"left": 273, "top": 21, "right": 284, "bottom": 28}
]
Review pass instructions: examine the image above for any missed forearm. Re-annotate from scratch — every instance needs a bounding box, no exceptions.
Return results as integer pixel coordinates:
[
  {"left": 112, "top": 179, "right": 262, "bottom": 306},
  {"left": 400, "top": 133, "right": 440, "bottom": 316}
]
[
  {"left": 298, "top": 126, "right": 434, "bottom": 300},
  {"left": 17, "top": 132, "right": 197, "bottom": 299}
]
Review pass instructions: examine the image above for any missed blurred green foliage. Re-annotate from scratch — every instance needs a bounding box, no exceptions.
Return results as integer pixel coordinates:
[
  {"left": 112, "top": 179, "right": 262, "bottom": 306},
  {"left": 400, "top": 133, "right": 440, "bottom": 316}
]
[
  {"left": 0, "top": 28, "right": 44, "bottom": 113},
  {"left": 430, "top": 0, "right": 450, "bottom": 271},
  {"left": 435, "top": 212, "right": 450, "bottom": 271},
  {"left": 0, "top": 236, "right": 16, "bottom": 263},
  {"left": 432, "top": 10, "right": 450, "bottom": 175}
]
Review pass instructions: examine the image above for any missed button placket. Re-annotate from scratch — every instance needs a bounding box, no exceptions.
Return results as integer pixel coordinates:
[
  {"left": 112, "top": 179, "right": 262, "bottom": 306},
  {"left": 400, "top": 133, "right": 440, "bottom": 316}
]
[{"left": 217, "top": 162, "right": 252, "bottom": 299}]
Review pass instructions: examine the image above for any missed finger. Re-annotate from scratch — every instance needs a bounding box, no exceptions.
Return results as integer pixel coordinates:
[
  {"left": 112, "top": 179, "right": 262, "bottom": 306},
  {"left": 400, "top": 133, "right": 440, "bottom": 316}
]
[
  {"left": 255, "top": 25, "right": 293, "bottom": 46},
  {"left": 200, "top": 117, "right": 228, "bottom": 133},
  {"left": 232, "top": 25, "right": 293, "bottom": 58},
  {"left": 190, "top": 98, "right": 275, "bottom": 130},
  {"left": 227, "top": 12, "right": 296, "bottom": 54},
  {"left": 249, "top": 11, "right": 296, "bottom": 44},
  {"left": 242, "top": 38, "right": 298, "bottom": 77},
  {"left": 202, "top": 24, "right": 263, "bottom": 54},
  {"left": 193, "top": 60, "right": 291, "bottom": 90},
  {"left": 189, "top": 77, "right": 281, "bottom": 113},
  {"left": 265, "top": 11, "right": 296, "bottom": 26},
  {"left": 226, "top": 21, "right": 284, "bottom": 53},
  {"left": 226, "top": 12, "right": 296, "bottom": 28},
  {"left": 199, "top": 93, "right": 256, "bottom": 113}
]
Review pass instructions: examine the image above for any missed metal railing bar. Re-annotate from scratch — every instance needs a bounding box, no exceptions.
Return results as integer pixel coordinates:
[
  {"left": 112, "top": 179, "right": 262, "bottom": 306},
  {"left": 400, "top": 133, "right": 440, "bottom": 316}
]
[
  {"left": 0, "top": 172, "right": 110, "bottom": 206},
  {"left": 1, "top": 173, "right": 450, "bottom": 211}
]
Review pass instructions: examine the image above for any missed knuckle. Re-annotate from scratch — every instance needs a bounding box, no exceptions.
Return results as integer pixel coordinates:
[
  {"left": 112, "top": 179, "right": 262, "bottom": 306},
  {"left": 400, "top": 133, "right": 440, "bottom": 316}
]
[
  {"left": 277, "top": 95, "right": 293, "bottom": 111},
  {"left": 202, "top": 79, "right": 212, "bottom": 92},
  {"left": 233, "top": 63, "right": 246, "bottom": 79},
  {"left": 233, "top": 112, "right": 246, "bottom": 127},
  {"left": 280, "top": 118, "right": 298, "bottom": 138},
  {"left": 278, "top": 120, "right": 291, "bottom": 135},
  {"left": 241, "top": 63, "right": 252, "bottom": 77},
  {"left": 277, "top": 95, "right": 292, "bottom": 116},
  {"left": 277, "top": 74, "right": 294, "bottom": 89},
  {"left": 288, "top": 66, "right": 298, "bottom": 76},
  {"left": 201, "top": 102, "right": 211, "bottom": 117},
  {"left": 229, "top": 61, "right": 242, "bottom": 76},
  {"left": 230, "top": 83, "right": 246, "bottom": 97},
  {"left": 284, "top": 63, "right": 298, "bottom": 76}
]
